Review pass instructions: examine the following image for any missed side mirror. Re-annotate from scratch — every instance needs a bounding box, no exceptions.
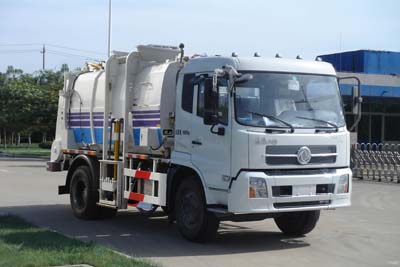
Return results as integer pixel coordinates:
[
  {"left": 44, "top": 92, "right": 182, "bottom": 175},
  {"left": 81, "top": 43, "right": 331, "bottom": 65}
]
[
  {"left": 338, "top": 76, "right": 362, "bottom": 131},
  {"left": 352, "top": 85, "right": 363, "bottom": 115},
  {"left": 203, "top": 78, "right": 219, "bottom": 125}
]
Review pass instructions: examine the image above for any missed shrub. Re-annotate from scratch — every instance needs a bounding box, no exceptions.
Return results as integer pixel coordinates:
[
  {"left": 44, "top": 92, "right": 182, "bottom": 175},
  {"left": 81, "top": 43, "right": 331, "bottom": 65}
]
[{"left": 38, "top": 141, "right": 52, "bottom": 149}]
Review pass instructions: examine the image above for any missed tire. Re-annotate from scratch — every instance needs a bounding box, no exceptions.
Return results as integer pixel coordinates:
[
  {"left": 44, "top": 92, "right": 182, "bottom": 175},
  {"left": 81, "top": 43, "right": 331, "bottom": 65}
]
[
  {"left": 70, "top": 165, "right": 117, "bottom": 220},
  {"left": 70, "top": 166, "right": 100, "bottom": 219},
  {"left": 274, "top": 210, "right": 320, "bottom": 236},
  {"left": 175, "top": 177, "right": 219, "bottom": 242}
]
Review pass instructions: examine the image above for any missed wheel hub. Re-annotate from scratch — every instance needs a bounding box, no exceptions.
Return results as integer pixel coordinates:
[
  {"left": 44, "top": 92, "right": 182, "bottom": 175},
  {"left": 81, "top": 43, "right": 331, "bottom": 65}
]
[
  {"left": 181, "top": 191, "right": 201, "bottom": 229},
  {"left": 73, "top": 180, "right": 87, "bottom": 210}
]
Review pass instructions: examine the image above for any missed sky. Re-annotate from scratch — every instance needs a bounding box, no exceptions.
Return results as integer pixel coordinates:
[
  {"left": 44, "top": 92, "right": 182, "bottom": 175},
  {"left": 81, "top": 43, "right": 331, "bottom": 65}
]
[{"left": 0, "top": 0, "right": 399, "bottom": 73}]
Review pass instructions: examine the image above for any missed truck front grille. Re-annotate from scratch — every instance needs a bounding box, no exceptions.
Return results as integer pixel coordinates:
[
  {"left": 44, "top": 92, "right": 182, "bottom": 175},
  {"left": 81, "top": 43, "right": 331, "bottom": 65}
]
[{"left": 265, "top": 145, "right": 337, "bottom": 165}]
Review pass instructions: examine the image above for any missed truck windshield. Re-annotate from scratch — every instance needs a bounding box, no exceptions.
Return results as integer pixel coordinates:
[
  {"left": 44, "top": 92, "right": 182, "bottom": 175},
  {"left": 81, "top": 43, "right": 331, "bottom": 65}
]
[{"left": 234, "top": 72, "right": 345, "bottom": 129}]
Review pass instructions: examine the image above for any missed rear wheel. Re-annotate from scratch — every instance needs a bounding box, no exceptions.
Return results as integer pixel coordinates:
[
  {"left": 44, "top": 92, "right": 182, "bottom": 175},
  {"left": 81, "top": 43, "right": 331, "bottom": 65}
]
[
  {"left": 70, "top": 165, "right": 116, "bottom": 220},
  {"left": 175, "top": 177, "right": 219, "bottom": 242},
  {"left": 274, "top": 210, "right": 320, "bottom": 236}
]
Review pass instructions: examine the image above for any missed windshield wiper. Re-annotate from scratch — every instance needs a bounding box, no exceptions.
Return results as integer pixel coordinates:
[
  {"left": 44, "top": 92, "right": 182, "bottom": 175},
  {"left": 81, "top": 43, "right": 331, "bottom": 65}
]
[
  {"left": 296, "top": 116, "right": 338, "bottom": 132},
  {"left": 248, "top": 111, "right": 294, "bottom": 133}
]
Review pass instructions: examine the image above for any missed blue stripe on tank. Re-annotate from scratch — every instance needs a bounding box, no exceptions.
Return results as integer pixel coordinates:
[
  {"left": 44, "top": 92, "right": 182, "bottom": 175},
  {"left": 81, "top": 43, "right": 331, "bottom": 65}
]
[
  {"left": 72, "top": 128, "right": 92, "bottom": 144},
  {"left": 71, "top": 128, "right": 107, "bottom": 144},
  {"left": 71, "top": 126, "right": 162, "bottom": 146},
  {"left": 94, "top": 128, "right": 103, "bottom": 144},
  {"left": 132, "top": 120, "right": 160, "bottom": 127},
  {"left": 133, "top": 128, "right": 141, "bottom": 146}
]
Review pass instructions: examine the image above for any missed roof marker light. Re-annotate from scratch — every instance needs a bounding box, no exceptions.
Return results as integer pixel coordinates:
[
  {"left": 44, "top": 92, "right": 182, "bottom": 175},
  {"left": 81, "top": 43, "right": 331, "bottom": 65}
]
[
  {"left": 231, "top": 52, "right": 238, "bottom": 57},
  {"left": 254, "top": 52, "right": 261, "bottom": 57},
  {"left": 315, "top": 57, "right": 323, "bottom": 61},
  {"left": 296, "top": 55, "right": 303, "bottom": 60}
]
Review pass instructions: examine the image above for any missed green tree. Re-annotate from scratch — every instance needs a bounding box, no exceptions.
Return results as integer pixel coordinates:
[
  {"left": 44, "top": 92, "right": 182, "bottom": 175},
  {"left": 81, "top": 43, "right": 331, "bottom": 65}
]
[
  {"left": 60, "top": 63, "right": 69, "bottom": 73},
  {"left": 0, "top": 65, "right": 65, "bottom": 147}
]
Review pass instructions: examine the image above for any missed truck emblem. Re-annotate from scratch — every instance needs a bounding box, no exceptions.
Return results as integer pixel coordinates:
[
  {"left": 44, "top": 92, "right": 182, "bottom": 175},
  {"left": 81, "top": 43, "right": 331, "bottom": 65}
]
[
  {"left": 255, "top": 137, "right": 277, "bottom": 145},
  {"left": 297, "top": 146, "right": 312, "bottom": 165}
]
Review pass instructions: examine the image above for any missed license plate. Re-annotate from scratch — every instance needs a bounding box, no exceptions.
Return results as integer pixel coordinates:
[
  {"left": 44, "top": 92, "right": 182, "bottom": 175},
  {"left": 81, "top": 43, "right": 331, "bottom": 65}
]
[{"left": 293, "top": 185, "right": 316, "bottom": 196}]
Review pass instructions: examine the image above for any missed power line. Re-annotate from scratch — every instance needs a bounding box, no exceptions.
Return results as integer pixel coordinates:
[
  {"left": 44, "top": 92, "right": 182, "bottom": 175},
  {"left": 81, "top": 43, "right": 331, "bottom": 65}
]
[
  {"left": 0, "top": 43, "right": 105, "bottom": 70},
  {"left": 0, "top": 42, "right": 106, "bottom": 56},
  {"left": 0, "top": 49, "right": 40, "bottom": 53},
  {"left": 0, "top": 43, "right": 42, "bottom": 47},
  {"left": 47, "top": 49, "right": 103, "bottom": 61},
  {"left": 0, "top": 47, "right": 103, "bottom": 60},
  {"left": 46, "top": 44, "right": 106, "bottom": 56},
  {"left": 0, "top": 47, "right": 104, "bottom": 59}
]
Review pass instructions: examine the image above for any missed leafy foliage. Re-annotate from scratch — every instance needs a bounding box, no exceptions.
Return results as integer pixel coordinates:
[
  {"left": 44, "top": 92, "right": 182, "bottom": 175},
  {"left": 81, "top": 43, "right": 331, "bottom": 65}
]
[
  {"left": 0, "top": 65, "right": 66, "bottom": 144},
  {"left": 38, "top": 141, "right": 52, "bottom": 149}
]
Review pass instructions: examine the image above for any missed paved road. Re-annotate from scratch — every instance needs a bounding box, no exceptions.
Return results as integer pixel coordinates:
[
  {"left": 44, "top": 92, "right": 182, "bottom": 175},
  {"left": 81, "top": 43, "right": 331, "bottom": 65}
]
[{"left": 1, "top": 158, "right": 400, "bottom": 267}]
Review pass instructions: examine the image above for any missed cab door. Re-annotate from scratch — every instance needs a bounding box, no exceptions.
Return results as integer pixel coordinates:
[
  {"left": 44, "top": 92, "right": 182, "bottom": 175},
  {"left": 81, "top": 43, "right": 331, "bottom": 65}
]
[{"left": 190, "top": 77, "right": 231, "bottom": 190}]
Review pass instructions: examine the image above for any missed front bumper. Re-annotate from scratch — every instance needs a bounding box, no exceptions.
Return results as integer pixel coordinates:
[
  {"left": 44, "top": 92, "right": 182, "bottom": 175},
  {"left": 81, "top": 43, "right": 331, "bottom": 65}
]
[{"left": 228, "top": 168, "right": 351, "bottom": 213}]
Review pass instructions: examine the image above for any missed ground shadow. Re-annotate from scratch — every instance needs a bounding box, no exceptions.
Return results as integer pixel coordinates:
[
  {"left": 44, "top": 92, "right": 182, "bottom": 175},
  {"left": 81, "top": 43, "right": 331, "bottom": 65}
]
[{"left": 0, "top": 204, "right": 310, "bottom": 258}]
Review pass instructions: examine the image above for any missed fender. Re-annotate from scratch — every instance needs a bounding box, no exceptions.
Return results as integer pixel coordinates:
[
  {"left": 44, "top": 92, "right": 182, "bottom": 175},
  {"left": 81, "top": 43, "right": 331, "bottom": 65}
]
[
  {"left": 58, "top": 154, "right": 99, "bottom": 194},
  {"left": 169, "top": 152, "right": 217, "bottom": 205}
]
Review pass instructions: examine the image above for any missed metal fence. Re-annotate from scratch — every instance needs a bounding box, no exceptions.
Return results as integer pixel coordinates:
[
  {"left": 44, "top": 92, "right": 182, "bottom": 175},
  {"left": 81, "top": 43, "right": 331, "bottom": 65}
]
[{"left": 351, "top": 143, "right": 400, "bottom": 183}]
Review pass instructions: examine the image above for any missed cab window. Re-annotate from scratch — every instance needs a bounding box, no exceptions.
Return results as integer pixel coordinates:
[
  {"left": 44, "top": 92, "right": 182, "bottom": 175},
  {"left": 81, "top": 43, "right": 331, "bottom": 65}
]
[{"left": 181, "top": 74, "right": 195, "bottom": 113}]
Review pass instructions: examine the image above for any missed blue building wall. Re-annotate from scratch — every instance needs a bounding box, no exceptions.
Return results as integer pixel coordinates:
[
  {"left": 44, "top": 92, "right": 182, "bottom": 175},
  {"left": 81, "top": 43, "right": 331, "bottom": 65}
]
[
  {"left": 319, "top": 50, "right": 400, "bottom": 75},
  {"left": 320, "top": 49, "right": 400, "bottom": 143},
  {"left": 339, "top": 84, "right": 400, "bottom": 98}
]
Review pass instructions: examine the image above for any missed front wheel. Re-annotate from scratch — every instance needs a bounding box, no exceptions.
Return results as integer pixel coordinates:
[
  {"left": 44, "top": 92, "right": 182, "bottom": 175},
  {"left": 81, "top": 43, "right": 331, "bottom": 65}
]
[
  {"left": 274, "top": 210, "right": 320, "bottom": 236},
  {"left": 175, "top": 177, "right": 219, "bottom": 242}
]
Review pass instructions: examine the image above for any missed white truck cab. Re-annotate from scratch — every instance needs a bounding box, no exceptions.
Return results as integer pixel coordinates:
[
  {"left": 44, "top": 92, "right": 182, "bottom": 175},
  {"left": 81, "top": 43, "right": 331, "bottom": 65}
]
[
  {"left": 174, "top": 56, "right": 352, "bottom": 213},
  {"left": 48, "top": 44, "right": 361, "bottom": 242}
]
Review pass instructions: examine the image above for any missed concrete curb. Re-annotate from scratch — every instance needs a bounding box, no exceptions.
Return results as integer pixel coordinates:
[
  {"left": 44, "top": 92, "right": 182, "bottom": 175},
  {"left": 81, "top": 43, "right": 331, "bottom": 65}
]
[{"left": 0, "top": 153, "right": 49, "bottom": 160}]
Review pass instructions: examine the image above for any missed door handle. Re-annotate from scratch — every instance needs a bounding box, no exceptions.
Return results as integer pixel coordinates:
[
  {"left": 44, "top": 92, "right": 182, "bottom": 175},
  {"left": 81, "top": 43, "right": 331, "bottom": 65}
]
[{"left": 192, "top": 140, "right": 202, "bottom": 145}]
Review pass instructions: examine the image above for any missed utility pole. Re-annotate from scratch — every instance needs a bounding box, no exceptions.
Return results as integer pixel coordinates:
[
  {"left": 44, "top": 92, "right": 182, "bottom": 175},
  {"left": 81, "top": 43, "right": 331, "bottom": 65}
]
[
  {"left": 107, "top": 0, "right": 112, "bottom": 57},
  {"left": 40, "top": 44, "right": 46, "bottom": 70}
]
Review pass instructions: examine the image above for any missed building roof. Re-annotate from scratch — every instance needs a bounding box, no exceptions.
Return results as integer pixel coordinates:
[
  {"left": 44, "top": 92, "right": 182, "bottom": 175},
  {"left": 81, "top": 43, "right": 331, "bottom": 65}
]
[{"left": 319, "top": 50, "right": 400, "bottom": 75}]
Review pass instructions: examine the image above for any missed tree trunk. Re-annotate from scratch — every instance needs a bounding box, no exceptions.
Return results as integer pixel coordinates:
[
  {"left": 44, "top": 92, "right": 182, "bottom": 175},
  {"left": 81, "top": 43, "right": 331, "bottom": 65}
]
[
  {"left": 11, "top": 132, "right": 14, "bottom": 146},
  {"left": 28, "top": 134, "right": 32, "bottom": 146},
  {"left": 17, "top": 133, "right": 21, "bottom": 146},
  {"left": 42, "top": 132, "right": 47, "bottom": 143},
  {"left": 3, "top": 128, "right": 6, "bottom": 150}
]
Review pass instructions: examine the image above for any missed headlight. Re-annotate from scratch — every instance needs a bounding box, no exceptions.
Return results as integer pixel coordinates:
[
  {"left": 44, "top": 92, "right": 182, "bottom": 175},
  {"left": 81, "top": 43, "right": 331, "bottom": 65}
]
[
  {"left": 249, "top": 177, "right": 268, "bottom": 198},
  {"left": 337, "top": 174, "right": 349, "bottom": 193}
]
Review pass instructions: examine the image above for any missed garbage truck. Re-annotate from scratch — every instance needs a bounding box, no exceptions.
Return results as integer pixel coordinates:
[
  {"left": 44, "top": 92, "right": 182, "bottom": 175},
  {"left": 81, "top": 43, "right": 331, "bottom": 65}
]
[{"left": 47, "top": 43, "right": 362, "bottom": 242}]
